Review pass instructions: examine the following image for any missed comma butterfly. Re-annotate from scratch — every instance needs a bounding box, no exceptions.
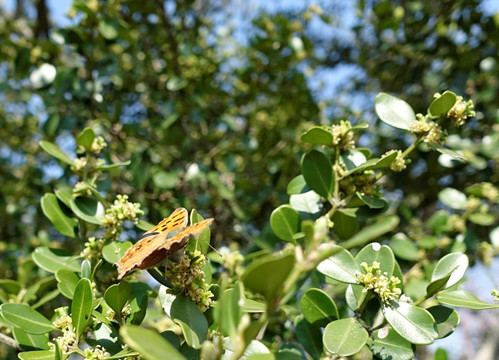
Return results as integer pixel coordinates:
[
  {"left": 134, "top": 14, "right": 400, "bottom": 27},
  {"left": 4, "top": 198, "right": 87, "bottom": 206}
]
[{"left": 115, "top": 207, "right": 213, "bottom": 280}]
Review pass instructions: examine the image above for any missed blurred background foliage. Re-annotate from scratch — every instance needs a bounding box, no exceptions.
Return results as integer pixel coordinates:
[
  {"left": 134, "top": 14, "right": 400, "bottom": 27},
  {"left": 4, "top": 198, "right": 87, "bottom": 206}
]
[
  {"left": 0, "top": 0, "right": 497, "bottom": 295},
  {"left": 0, "top": 0, "right": 498, "bottom": 358}
]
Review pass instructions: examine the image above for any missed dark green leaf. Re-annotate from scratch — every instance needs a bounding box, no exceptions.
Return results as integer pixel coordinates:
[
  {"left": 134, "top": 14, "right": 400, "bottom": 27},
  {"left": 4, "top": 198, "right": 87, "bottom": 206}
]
[
  {"left": 301, "top": 288, "right": 338, "bottom": 327},
  {"left": 270, "top": 205, "right": 300, "bottom": 242},
  {"left": 70, "top": 196, "right": 105, "bottom": 225},
  {"left": 428, "top": 91, "right": 457, "bottom": 117},
  {"left": 301, "top": 150, "right": 334, "bottom": 199},
  {"left": 105, "top": 281, "right": 131, "bottom": 316},
  {"left": 170, "top": 294, "right": 208, "bottom": 349},
  {"left": 76, "top": 127, "right": 95, "bottom": 149},
  {"left": 40, "top": 193, "right": 76, "bottom": 238},
  {"left": 300, "top": 126, "right": 333, "bottom": 145},
  {"left": 427, "top": 305, "right": 460, "bottom": 339},
  {"left": 72, "top": 278, "right": 93, "bottom": 339},
  {"left": 295, "top": 316, "right": 322, "bottom": 359}
]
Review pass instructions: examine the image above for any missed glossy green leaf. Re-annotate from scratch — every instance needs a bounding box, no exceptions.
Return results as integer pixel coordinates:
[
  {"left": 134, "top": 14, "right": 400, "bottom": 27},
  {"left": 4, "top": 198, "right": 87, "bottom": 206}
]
[
  {"left": 40, "top": 193, "right": 76, "bottom": 238},
  {"left": 331, "top": 209, "right": 358, "bottom": 239},
  {"left": 301, "top": 150, "right": 334, "bottom": 199},
  {"left": 76, "top": 127, "right": 95, "bottom": 149},
  {"left": 468, "top": 212, "right": 495, "bottom": 226},
  {"left": 270, "top": 205, "right": 300, "bottom": 242},
  {"left": 427, "top": 305, "right": 460, "bottom": 339},
  {"left": 300, "top": 126, "right": 333, "bottom": 145},
  {"left": 102, "top": 241, "right": 132, "bottom": 264},
  {"left": 428, "top": 91, "right": 457, "bottom": 117},
  {"left": 368, "top": 327, "right": 414, "bottom": 360},
  {"left": 72, "top": 278, "right": 93, "bottom": 339},
  {"left": 242, "top": 251, "right": 295, "bottom": 302},
  {"left": 289, "top": 191, "right": 323, "bottom": 218},
  {"left": 438, "top": 188, "right": 467, "bottom": 210},
  {"left": 170, "top": 294, "right": 208, "bottom": 349},
  {"left": 55, "top": 269, "right": 80, "bottom": 299},
  {"left": 436, "top": 290, "right": 499, "bottom": 310},
  {"left": 13, "top": 326, "right": 50, "bottom": 351},
  {"left": 286, "top": 175, "right": 308, "bottom": 195},
  {"left": 105, "top": 281, "right": 131, "bottom": 316},
  {"left": 32, "top": 247, "right": 80, "bottom": 273},
  {"left": 355, "top": 243, "right": 395, "bottom": 276},
  {"left": 431, "top": 253, "right": 469, "bottom": 288},
  {"left": 390, "top": 234, "right": 419, "bottom": 261},
  {"left": 18, "top": 351, "right": 57, "bottom": 360},
  {"left": 341, "top": 215, "right": 399, "bottom": 249},
  {"left": 300, "top": 288, "right": 338, "bottom": 327},
  {"left": 374, "top": 92, "right": 416, "bottom": 130},
  {"left": 215, "top": 286, "right": 243, "bottom": 337},
  {"left": 120, "top": 325, "right": 185, "bottom": 360},
  {"left": 382, "top": 301, "right": 438, "bottom": 344},
  {"left": 323, "top": 318, "right": 369, "bottom": 356},
  {"left": 317, "top": 245, "right": 360, "bottom": 284},
  {"left": 355, "top": 192, "right": 386, "bottom": 209},
  {"left": 70, "top": 196, "right": 105, "bottom": 225},
  {"left": 241, "top": 298, "right": 266, "bottom": 313},
  {"left": 39, "top": 140, "right": 73, "bottom": 165},
  {"left": 0, "top": 303, "right": 55, "bottom": 334},
  {"left": 295, "top": 316, "right": 322, "bottom": 359}
]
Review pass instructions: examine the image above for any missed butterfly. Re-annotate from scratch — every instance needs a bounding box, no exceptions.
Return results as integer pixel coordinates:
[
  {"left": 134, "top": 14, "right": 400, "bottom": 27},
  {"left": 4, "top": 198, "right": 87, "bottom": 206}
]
[{"left": 115, "top": 208, "right": 213, "bottom": 280}]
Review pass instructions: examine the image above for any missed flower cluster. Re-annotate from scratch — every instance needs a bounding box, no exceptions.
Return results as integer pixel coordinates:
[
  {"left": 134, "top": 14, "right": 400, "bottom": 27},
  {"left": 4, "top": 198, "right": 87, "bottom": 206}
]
[
  {"left": 90, "top": 136, "right": 107, "bottom": 154},
  {"left": 53, "top": 307, "right": 77, "bottom": 354},
  {"left": 102, "top": 195, "right": 144, "bottom": 236},
  {"left": 478, "top": 241, "right": 494, "bottom": 266},
  {"left": 410, "top": 118, "right": 444, "bottom": 144},
  {"left": 165, "top": 250, "right": 214, "bottom": 312},
  {"left": 82, "top": 345, "right": 111, "bottom": 360},
  {"left": 331, "top": 120, "right": 355, "bottom": 151},
  {"left": 382, "top": 149, "right": 406, "bottom": 172},
  {"left": 357, "top": 261, "right": 402, "bottom": 303},
  {"left": 72, "top": 157, "right": 88, "bottom": 172},
  {"left": 81, "top": 237, "right": 105, "bottom": 261},
  {"left": 492, "top": 289, "right": 499, "bottom": 303},
  {"left": 446, "top": 95, "right": 475, "bottom": 127}
]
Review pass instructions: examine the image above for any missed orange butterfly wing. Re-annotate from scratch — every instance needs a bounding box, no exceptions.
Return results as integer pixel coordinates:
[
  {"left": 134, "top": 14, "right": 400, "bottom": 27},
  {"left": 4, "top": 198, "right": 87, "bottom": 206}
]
[{"left": 115, "top": 208, "right": 213, "bottom": 280}]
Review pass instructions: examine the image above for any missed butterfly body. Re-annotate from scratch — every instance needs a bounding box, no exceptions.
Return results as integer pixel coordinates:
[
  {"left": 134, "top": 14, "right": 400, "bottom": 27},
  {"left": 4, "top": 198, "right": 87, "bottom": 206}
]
[{"left": 115, "top": 208, "right": 213, "bottom": 280}]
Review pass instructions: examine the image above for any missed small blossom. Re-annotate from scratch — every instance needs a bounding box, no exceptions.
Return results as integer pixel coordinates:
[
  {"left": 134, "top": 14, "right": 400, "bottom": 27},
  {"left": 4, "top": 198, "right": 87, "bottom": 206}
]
[
  {"left": 357, "top": 261, "right": 402, "bottom": 303},
  {"left": 331, "top": 120, "right": 355, "bottom": 151},
  {"left": 478, "top": 242, "right": 493, "bottom": 266},
  {"left": 465, "top": 197, "right": 481, "bottom": 212},
  {"left": 448, "top": 214, "right": 466, "bottom": 233},
  {"left": 81, "top": 237, "right": 105, "bottom": 261},
  {"left": 447, "top": 96, "right": 475, "bottom": 127},
  {"left": 102, "top": 195, "right": 144, "bottom": 237},
  {"left": 53, "top": 307, "right": 77, "bottom": 354},
  {"left": 382, "top": 149, "right": 406, "bottom": 172},
  {"left": 73, "top": 181, "right": 92, "bottom": 197},
  {"left": 83, "top": 345, "right": 111, "bottom": 360},
  {"left": 492, "top": 289, "right": 499, "bottom": 303},
  {"left": 90, "top": 136, "right": 107, "bottom": 154},
  {"left": 71, "top": 157, "right": 87, "bottom": 171}
]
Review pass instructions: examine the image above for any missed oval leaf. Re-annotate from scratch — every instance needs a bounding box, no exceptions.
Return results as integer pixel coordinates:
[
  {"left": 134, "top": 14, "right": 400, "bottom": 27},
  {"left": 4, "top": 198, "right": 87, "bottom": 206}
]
[
  {"left": 170, "top": 294, "right": 208, "bottom": 349},
  {"left": 120, "top": 325, "right": 185, "bottom": 360},
  {"left": 300, "top": 126, "right": 333, "bottom": 146},
  {"left": 40, "top": 193, "right": 76, "bottom": 238},
  {"left": 374, "top": 92, "right": 416, "bottom": 130},
  {"left": 317, "top": 246, "right": 361, "bottom": 284},
  {"left": 301, "top": 150, "right": 334, "bottom": 199},
  {"left": 32, "top": 247, "right": 80, "bottom": 274},
  {"left": 323, "top": 318, "right": 369, "bottom": 356},
  {"left": 0, "top": 303, "right": 55, "bottom": 334},
  {"left": 70, "top": 196, "right": 105, "bottom": 225},
  {"left": 105, "top": 281, "right": 131, "bottom": 316},
  {"left": 431, "top": 252, "right": 469, "bottom": 288},
  {"left": 428, "top": 91, "right": 457, "bottom": 117},
  {"left": 301, "top": 288, "right": 339, "bottom": 327},
  {"left": 270, "top": 205, "right": 300, "bottom": 242},
  {"left": 39, "top": 140, "right": 73, "bottom": 165},
  {"left": 72, "top": 278, "right": 93, "bottom": 339},
  {"left": 436, "top": 290, "right": 499, "bottom": 310}
]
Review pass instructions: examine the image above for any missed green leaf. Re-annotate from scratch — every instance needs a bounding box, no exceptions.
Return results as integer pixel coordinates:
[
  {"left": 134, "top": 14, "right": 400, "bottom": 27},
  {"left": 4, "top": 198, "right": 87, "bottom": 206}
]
[
  {"left": 120, "top": 325, "right": 186, "bottom": 360},
  {"left": 0, "top": 279, "right": 21, "bottom": 295},
  {"left": 289, "top": 191, "right": 323, "bottom": 218},
  {"left": 368, "top": 327, "right": 414, "bottom": 360},
  {"left": 431, "top": 253, "right": 469, "bottom": 288},
  {"left": 18, "top": 351, "right": 57, "bottom": 360},
  {"left": 437, "top": 290, "right": 499, "bottom": 310},
  {"left": 70, "top": 196, "right": 105, "bottom": 225},
  {"left": 40, "top": 193, "right": 76, "bottom": 238},
  {"left": 242, "top": 250, "right": 295, "bottom": 302},
  {"left": 13, "top": 326, "right": 50, "bottom": 351},
  {"left": 341, "top": 215, "right": 399, "bottom": 249},
  {"left": 434, "top": 146, "right": 467, "bottom": 161},
  {"left": 99, "top": 19, "right": 118, "bottom": 40},
  {"left": 76, "top": 127, "right": 95, "bottom": 150},
  {"left": 32, "top": 247, "right": 80, "bottom": 273},
  {"left": 300, "top": 288, "right": 338, "bottom": 327},
  {"left": 438, "top": 188, "right": 467, "bottom": 210},
  {"left": 270, "top": 205, "right": 300, "bottom": 242},
  {"left": 105, "top": 281, "right": 131, "bottom": 316},
  {"left": 72, "top": 278, "right": 93, "bottom": 339},
  {"left": 153, "top": 171, "right": 178, "bottom": 189},
  {"left": 301, "top": 150, "right": 335, "bottom": 199},
  {"left": 374, "top": 92, "right": 416, "bottom": 130},
  {"left": 295, "top": 316, "right": 322, "bottom": 359},
  {"left": 355, "top": 192, "right": 386, "bottom": 209},
  {"left": 317, "top": 246, "right": 360, "bottom": 284},
  {"left": 323, "top": 318, "right": 369, "bottom": 356},
  {"left": 0, "top": 303, "right": 55, "bottom": 334},
  {"left": 427, "top": 305, "right": 460, "bottom": 339},
  {"left": 356, "top": 243, "right": 395, "bottom": 276},
  {"left": 468, "top": 213, "right": 495, "bottom": 226},
  {"left": 102, "top": 241, "right": 132, "bottom": 264},
  {"left": 215, "top": 286, "right": 243, "bottom": 337},
  {"left": 55, "top": 269, "right": 80, "bottom": 299},
  {"left": 170, "top": 295, "right": 208, "bottom": 349},
  {"left": 96, "top": 161, "right": 132, "bottom": 171},
  {"left": 382, "top": 301, "right": 438, "bottom": 344},
  {"left": 300, "top": 126, "right": 333, "bottom": 146},
  {"left": 390, "top": 234, "right": 419, "bottom": 261},
  {"left": 186, "top": 209, "right": 212, "bottom": 255},
  {"left": 39, "top": 141, "right": 73, "bottom": 165},
  {"left": 331, "top": 209, "right": 358, "bottom": 239},
  {"left": 428, "top": 91, "right": 457, "bottom": 117},
  {"left": 287, "top": 175, "right": 308, "bottom": 195}
]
